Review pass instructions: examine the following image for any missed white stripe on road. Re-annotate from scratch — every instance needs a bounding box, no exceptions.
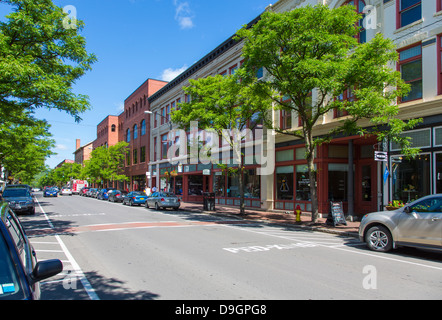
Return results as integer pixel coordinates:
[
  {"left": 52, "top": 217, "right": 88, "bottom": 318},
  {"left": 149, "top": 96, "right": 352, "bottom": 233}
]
[{"left": 35, "top": 198, "right": 100, "bottom": 300}]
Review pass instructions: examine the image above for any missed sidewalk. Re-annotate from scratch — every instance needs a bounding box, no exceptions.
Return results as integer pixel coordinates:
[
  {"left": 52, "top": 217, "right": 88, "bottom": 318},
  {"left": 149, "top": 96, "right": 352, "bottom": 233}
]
[{"left": 179, "top": 202, "right": 360, "bottom": 238}]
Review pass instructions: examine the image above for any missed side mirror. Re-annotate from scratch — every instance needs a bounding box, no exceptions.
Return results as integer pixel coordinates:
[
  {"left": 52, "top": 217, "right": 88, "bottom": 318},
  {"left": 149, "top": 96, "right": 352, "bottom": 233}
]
[
  {"left": 403, "top": 206, "right": 412, "bottom": 214},
  {"left": 31, "top": 259, "right": 63, "bottom": 283}
]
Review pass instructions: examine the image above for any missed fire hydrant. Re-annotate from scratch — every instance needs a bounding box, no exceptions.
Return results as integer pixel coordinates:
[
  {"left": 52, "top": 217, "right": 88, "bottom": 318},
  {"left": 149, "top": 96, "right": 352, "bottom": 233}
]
[{"left": 295, "top": 205, "right": 302, "bottom": 222}]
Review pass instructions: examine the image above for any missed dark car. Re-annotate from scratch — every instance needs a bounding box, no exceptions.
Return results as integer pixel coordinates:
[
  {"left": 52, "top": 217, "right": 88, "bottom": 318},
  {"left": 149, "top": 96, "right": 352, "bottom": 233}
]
[
  {"left": 145, "top": 192, "right": 180, "bottom": 210},
  {"left": 43, "top": 188, "right": 58, "bottom": 198},
  {"left": 2, "top": 188, "right": 35, "bottom": 215},
  {"left": 0, "top": 202, "right": 63, "bottom": 300},
  {"left": 108, "top": 190, "right": 127, "bottom": 203},
  {"left": 122, "top": 191, "right": 148, "bottom": 206}
]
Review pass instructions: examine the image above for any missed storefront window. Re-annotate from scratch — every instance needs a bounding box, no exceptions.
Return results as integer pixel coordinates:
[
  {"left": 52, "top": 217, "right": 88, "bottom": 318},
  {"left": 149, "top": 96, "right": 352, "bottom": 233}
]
[
  {"left": 214, "top": 173, "right": 225, "bottom": 197},
  {"left": 276, "top": 166, "right": 294, "bottom": 200},
  {"left": 175, "top": 176, "right": 183, "bottom": 195},
  {"left": 296, "top": 164, "right": 313, "bottom": 201},
  {"left": 244, "top": 169, "right": 260, "bottom": 199},
  {"left": 436, "top": 153, "right": 442, "bottom": 194},
  {"left": 391, "top": 154, "right": 431, "bottom": 202},
  {"left": 328, "top": 163, "right": 349, "bottom": 201},
  {"left": 227, "top": 174, "right": 240, "bottom": 198},
  {"left": 188, "top": 175, "right": 203, "bottom": 195}
]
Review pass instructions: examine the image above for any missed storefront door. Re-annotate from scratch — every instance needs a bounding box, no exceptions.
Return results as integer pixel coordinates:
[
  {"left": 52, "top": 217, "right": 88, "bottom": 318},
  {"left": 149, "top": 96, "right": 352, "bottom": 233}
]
[{"left": 356, "top": 162, "right": 377, "bottom": 214}]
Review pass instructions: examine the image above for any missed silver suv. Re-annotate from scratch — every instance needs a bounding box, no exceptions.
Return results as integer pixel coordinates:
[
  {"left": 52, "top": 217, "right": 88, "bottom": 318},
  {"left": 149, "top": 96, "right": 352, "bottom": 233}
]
[{"left": 359, "top": 194, "right": 442, "bottom": 252}]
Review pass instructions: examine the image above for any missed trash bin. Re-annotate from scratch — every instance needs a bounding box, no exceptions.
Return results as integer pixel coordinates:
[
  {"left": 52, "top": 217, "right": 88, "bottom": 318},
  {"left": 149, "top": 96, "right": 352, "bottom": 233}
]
[{"left": 203, "top": 192, "right": 215, "bottom": 211}]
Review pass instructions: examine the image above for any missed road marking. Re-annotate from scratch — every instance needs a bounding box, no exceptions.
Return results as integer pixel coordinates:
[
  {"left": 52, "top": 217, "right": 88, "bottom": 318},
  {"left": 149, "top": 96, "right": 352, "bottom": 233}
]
[{"left": 35, "top": 198, "right": 100, "bottom": 300}]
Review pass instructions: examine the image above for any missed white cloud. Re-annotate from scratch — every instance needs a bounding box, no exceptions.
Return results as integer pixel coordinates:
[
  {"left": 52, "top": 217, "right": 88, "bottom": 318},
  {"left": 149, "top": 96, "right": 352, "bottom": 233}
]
[
  {"left": 161, "top": 65, "right": 188, "bottom": 82},
  {"left": 173, "top": 1, "right": 194, "bottom": 30},
  {"left": 56, "top": 144, "right": 68, "bottom": 151}
]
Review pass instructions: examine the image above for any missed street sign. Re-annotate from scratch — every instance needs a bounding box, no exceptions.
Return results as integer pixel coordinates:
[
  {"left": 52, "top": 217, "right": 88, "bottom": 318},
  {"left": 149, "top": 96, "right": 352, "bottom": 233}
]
[{"left": 374, "top": 151, "right": 388, "bottom": 162}]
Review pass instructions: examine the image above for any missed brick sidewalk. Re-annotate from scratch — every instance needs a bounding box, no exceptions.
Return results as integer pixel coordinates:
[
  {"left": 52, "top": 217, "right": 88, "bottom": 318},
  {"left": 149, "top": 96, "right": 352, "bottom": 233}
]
[{"left": 179, "top": 201, "right": 360, "bottom": 238}]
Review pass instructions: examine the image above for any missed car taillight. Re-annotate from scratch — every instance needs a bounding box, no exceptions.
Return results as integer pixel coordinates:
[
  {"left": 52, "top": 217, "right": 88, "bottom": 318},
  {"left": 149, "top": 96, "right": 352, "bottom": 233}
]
[
  {"left": 178, "top": 198, "right": 181, "bottom": 202},
  {"left": 161, "top": 198, "right": 165, "bottom": 201},
  {"left": 132, "top": 197, "right": 136, "bottom": 200},
  {"left": 116, "top": 194, "right": 120, "bottom": 196}
]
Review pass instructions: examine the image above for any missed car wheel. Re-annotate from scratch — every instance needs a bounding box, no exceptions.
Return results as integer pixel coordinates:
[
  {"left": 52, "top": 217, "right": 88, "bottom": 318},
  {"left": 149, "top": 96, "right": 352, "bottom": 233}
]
[
  {"left": 155, "top": 202, "right": 160, "bottom": 210},
  {"left": 145, "top": 202, "right": 149, "bottom": 209},
  {"left": 365, "top": 225, "right": 393, "bottom": 252},
  {"left": 129, "top": 200, "right": 133, "bottom": 206}
]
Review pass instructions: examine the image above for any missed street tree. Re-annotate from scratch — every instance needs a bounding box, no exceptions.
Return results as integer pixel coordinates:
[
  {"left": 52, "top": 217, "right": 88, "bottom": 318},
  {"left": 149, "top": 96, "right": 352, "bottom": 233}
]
[
  {"left": 236, "top": 4, "right": 421, "bottom": 222},
  {"left": 0, "top": 0, "right": 97, "bottom": 125},
  {"left": 171, "top": 74, "right": 270, "bottom": 215}
]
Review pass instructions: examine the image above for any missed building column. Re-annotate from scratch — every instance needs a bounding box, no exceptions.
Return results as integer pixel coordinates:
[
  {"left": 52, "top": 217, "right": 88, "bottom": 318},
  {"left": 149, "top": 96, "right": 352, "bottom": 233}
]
[{"left": 347, "top": 139, "right": 355, "bottom": 221}]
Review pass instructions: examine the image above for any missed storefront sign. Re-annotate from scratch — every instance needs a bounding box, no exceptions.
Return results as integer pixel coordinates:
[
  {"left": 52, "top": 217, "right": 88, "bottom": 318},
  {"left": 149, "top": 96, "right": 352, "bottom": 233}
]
[
  {"left": 374, "top": 151, "right": 388, "bottom": 162},
  {"left": 326, "top": 202, "right": 347, "bottom": 227}
]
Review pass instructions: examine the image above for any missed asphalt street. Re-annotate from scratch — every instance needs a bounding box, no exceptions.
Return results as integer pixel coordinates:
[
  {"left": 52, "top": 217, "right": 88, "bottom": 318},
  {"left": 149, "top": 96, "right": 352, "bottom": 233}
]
[{"left": 18, "top": 192, "right": 442, "bottom": 301}]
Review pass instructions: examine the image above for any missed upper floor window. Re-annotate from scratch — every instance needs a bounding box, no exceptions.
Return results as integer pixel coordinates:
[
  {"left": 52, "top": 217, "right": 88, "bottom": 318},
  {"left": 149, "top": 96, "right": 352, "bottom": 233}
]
[
  {"left": 133, "top": 124, "right": 138, "bottom": 140},
  {"left": 111, "top": 124, "right": 116, "bottom": 132},
  {"left": 126, "top": 128, "right": 131, "bottom": 142},
  {"left": 398, "top": 44, "right": 422, "bottom": 102},
  {"left": 141, "top": 120, "right": 146, "bottom": 136},
  {"left": 343, "top": 0, "right": 366, "bottom": 43},
  {"left": 397, "top": 0, "right": 421, "bottom": 29}
]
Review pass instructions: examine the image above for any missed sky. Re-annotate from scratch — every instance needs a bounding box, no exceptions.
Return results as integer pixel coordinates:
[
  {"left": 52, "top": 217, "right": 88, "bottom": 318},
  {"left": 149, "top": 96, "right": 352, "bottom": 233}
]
[{"left": 1, "top": 0, "right": 274, "bottom": 168}]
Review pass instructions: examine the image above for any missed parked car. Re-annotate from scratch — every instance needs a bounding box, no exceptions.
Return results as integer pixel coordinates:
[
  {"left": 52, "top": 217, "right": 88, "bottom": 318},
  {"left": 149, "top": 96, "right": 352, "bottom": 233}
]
[
  {"left": 145, "top": 192, "right": 180, "bottom": 210},
  {"left": 86, "top": 188, "right": 97, "bottom": 197},
  {"left": 122, "top": 191, "right": 147, "bottom": 206},
  {"left": 90, "top": 188, "right": 100, "bottom": 198},
  {"left": 79, "top": 187, "right": 89, "bottom": 196},
  {"left": 108, "top": 190, "right": 127, "bottom": 203},
  {"left": 359, "top": 194, "right": 442, "bottom": 253},
  {"left": 97, "top": 188, "right": 116, "bottom": 200},
  {"left": 0, "top": 202, "right": 63, "bottom": 300},
  {"left": 43, "top": 188, "right": 58, "bottom": 198},
  {"left": 1, "top": 188, "right": 35, "bottom": 215},
  {"left": 60, "top": 187, "right": 72, "bottom": 196}
]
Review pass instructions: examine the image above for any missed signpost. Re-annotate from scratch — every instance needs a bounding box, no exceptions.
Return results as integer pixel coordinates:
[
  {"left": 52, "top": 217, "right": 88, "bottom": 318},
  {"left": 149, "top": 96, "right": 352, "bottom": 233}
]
[{"left": 326, "top": 202, "right": 347, "bottom": 227}]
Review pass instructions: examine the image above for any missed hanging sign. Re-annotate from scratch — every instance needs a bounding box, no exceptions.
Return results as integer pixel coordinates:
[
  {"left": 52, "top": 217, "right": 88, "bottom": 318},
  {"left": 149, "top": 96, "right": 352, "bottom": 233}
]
[{"left": 374, "top": 151, "right": 388, "bottom": 162}]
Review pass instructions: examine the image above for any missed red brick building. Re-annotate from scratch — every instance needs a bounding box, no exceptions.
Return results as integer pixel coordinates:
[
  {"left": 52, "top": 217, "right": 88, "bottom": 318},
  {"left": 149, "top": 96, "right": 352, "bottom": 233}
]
[{"left": 122, "top": 78, "right": 168, "bottom": 191}]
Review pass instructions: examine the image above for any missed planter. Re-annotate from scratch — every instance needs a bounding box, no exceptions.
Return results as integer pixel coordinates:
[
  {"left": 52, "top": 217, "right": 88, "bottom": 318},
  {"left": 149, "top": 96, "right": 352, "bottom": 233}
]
[{"left": 385, "top": 206, "right": 400, "bottom": 211}]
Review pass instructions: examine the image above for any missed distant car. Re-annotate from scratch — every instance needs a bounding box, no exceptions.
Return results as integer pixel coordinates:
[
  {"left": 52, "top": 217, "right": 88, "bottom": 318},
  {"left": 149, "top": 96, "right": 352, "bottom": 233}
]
[
  {"left": 359, "top": 194, "right": 442, "bottom": 253},
  {"left": 145, "top": 192, "right": 180, "bottom": 210},
  {"left": 1, "top": 188, "right": 35, "bottom": 215},
  {"left": 122, "top": 191, "right": 148, "bottom": 206},
  {"left": 43, "top": 188, "right": 58, "bottom": 198},
  {"left": 0, "top": 201, "right": 63, "bottom": 300},
  {"left": 79, "top": 187, "right": 89, "bottom": 196},
  {"left": 60, "top": 187, "right": 72, "bottom": 196},
  {"left": 86, "top": 188, "right": 97, "bottom": 197},
  {"left": 108, "top": 190, "right": 127, "bottom": 203},
  {"left": 97, "top": 188, "right": 116, "bottom": 200}
]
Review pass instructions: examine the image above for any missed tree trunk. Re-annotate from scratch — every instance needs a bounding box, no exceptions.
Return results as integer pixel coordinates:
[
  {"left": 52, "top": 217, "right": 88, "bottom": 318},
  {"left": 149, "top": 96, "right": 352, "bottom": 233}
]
[{"left": 306, "top": 132, "right": 319, "bottom": 223}]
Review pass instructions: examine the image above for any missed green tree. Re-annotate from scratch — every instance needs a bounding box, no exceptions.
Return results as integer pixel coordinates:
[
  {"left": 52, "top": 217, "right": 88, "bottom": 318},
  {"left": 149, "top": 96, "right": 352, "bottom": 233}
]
[
  {"left": 171, "top": 74, "right": 269, "bottom": 215},
  {"left": 83, "top": 142, "right": 129, "bottom": 187},
  {"left": 0, "top": 0, "right": 97, "bottom": 126},
  {"left": 236, "top": 5, "right": 421, "bottom": 222}
]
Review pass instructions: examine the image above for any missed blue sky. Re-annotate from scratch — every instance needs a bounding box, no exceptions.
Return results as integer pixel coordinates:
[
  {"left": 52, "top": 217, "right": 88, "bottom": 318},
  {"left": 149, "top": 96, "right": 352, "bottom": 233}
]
[{"left": 15, "top": 0, "right": 272, "bottom": 168}]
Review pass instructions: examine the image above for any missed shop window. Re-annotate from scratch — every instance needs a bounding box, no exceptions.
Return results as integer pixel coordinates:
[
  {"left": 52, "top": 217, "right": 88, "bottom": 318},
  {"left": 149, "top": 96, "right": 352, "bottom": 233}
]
[
  {"left": 398, "top": 44, "right": 422, "bottom": 102},
  {"left": 391, "top": 154, "right": 431, "bottom": 202},
  {"left": 276, "top": 149, "right": 294, "bottom": 162},
  {"left": 296, "top": 164, "right": 314, "bottom": 201},
  {"left": 439, "top": 36, "right": 442, "bottom": 95},
  {"left": 244, "top": 169, "right": 260, "bottom": 199},
  {"left": 397, "top": 0, "right": 421, "bottom": 29},
  {"left": 227, "top": 174, "right": 240, "bottom": 198},
  {"left": 435, "top": 127, "right": 442, "bottom": 146},
  {"left": 436, "top": 153, "right": 442, "bottom": 193},
  {"left": 214, "top": 173, "right": 226, "bottom": 197},
  {"left": 188, "top": 175, "right": 203, "bottom": 196},
  {"left": 276, "top": 166, "right": 294, "bottom": 200}
]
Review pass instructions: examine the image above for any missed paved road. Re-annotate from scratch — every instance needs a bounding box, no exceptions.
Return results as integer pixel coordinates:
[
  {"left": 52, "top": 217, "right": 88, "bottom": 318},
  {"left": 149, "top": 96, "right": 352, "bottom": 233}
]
[{"left": 19, "top": 192, "right": 442, "bottom": 300}]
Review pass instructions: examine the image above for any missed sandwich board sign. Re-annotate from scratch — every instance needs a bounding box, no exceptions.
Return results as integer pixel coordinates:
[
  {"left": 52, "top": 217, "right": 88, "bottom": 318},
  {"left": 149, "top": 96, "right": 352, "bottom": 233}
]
[{"left": 326, "top": 202, "right": 347, "bottom": 227}]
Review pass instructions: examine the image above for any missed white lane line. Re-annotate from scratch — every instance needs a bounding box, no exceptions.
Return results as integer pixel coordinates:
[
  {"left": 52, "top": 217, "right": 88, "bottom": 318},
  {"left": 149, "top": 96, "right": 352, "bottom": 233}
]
[{"left": 35, "top": 198, "right": 100, "bottom": 300}]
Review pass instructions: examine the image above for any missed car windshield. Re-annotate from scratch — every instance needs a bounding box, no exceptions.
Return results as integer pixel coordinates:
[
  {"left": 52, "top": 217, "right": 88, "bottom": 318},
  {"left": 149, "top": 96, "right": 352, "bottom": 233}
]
[
  {"left": 0, "top": 231, "right": 25, "bottom": 300},
  {"left": 2, "top": 189, "right": 29, "bottom": 198}
]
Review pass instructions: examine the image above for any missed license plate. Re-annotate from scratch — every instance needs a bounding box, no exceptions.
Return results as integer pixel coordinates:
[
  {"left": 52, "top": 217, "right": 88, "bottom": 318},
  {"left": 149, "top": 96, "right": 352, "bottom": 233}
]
[{"left": 140, "top": 198, "right": 144, "bottom": 200}]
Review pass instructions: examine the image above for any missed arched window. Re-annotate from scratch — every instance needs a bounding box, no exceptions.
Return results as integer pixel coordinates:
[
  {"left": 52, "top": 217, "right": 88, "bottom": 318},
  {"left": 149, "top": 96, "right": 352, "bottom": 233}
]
[
  {"left": 343, "top": 0, "right": 366, "bottom": 44},
  {"left": 126, "top": 128, "right": 131, "bottom": 142},
  {"left": 111, "top": 124, "right": 116, "bottom": 132},
  {"left": 133, "top": 124, "right": 138, "bottom": 140},
  {"left": 141, "top": 120, "right": 146, "bottom": 136}
]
